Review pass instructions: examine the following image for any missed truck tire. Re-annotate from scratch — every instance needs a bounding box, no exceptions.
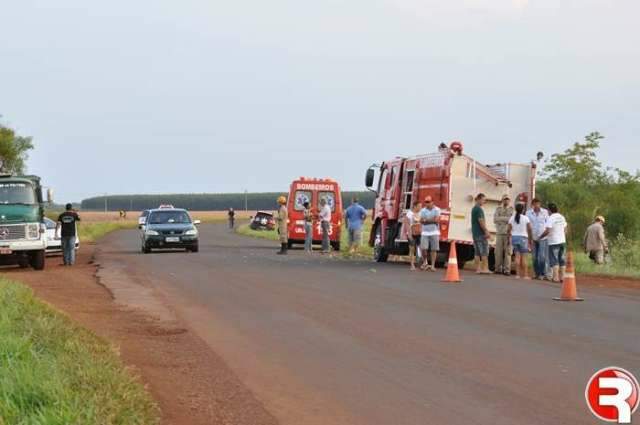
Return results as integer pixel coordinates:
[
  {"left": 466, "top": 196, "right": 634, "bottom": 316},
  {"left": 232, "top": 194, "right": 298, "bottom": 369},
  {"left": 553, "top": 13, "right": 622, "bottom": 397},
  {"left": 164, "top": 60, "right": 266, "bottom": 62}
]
[
  {"left": 30, "top": 250, "right": 46, "bottom": 271},
  {"left": 331, "top": 241, "right": 341, "bottom": 252},
  {"left": 287, "top": 241, "right": 293, "bottom": 249},
  {"left": 373, "top": 224, "right": 389, "bottom": 263}
]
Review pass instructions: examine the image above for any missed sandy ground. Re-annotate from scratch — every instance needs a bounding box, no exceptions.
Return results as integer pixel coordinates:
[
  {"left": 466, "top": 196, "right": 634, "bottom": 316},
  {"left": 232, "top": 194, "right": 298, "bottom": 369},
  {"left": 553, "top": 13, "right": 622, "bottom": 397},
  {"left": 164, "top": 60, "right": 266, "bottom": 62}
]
[{"left": 2, "top": 246, "right": 279, "bottom": 425}]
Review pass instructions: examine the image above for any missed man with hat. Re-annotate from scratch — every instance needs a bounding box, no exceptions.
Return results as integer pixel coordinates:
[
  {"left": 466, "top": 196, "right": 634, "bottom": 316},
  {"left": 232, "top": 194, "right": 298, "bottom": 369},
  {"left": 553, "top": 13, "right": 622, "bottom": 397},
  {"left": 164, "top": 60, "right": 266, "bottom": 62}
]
[
  {"left": 276, "top": 196, "right": 288, "bottom": 255},
  {"left": 493, "top": 194, "right": 514, "bottom": 275},
  {"left": 584, "top": 215, "right": 608, "bottom": 264}
]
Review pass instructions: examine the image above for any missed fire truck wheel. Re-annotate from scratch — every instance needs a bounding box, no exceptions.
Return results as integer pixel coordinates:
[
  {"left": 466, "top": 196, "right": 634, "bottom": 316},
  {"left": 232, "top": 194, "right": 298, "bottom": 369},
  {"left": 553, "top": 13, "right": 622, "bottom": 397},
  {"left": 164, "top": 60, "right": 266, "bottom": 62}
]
[{"left": 373, "top": 225, "right": 389, "bottom": 263}]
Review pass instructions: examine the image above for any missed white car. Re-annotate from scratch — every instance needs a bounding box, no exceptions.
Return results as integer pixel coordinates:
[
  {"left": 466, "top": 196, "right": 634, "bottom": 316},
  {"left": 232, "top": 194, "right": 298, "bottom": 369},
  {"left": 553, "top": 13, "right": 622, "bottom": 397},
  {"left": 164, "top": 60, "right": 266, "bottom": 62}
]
[{"left": 44, "top": 217, "right": 80, "bottom": 255}]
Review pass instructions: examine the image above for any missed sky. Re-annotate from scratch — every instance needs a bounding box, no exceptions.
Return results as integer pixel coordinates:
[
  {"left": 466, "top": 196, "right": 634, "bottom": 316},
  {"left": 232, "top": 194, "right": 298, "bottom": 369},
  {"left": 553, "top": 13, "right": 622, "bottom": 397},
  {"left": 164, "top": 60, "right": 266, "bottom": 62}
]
[{"left": 1, "top": 0, "right": 639, "bottom": 202}]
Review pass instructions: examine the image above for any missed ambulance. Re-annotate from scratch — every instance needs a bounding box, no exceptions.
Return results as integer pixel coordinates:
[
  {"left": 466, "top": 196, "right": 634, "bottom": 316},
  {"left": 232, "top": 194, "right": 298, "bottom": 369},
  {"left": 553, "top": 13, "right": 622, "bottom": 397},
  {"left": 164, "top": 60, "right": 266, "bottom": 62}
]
[{"left": 286, "top": 177, "right": 343, "bottom": 251}]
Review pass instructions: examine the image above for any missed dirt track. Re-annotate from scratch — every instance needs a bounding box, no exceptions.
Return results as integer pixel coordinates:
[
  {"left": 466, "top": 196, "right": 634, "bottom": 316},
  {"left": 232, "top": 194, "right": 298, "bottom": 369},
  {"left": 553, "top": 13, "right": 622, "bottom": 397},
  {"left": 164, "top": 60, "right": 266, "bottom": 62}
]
[{"left": 5, "top": 224, "right": 640, "bottom": 425}]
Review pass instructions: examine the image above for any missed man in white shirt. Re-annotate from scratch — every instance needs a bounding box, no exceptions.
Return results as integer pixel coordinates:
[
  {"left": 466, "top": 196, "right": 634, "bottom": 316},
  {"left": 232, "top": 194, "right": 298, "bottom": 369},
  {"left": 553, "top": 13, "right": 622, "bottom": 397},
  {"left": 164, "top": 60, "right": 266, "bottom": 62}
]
[
  {"left": 526, "top": 198, "right": 551, "bottom": 280},
  {"left": 419, "top": 196, "right": 441, "bottom": 271},
  {"left": 540, "top": 203, "right": 568, "bottom": 283},
  {"left": 319, "top": 198, "right": 332, "bottom": 253}
]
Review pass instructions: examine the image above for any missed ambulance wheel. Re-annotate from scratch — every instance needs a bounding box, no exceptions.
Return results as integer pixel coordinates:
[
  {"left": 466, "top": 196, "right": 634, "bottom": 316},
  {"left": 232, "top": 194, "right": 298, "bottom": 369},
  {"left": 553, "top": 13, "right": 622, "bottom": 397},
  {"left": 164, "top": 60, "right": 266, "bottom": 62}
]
[
  {"left": 331, "top": 241, "right": 341, "bottom": 252},
  {"left": 373, "top": 225, "right": 389, "bottom": 263},
  {"left": 30, "top": 250, "right": 46, "bottom": 271}
]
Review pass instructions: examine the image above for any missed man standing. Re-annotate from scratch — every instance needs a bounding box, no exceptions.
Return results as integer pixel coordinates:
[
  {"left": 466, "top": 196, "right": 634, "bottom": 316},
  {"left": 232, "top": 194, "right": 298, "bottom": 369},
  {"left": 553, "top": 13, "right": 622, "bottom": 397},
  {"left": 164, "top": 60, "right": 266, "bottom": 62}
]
[
  {"left": 540, "top": 203, "right": 568, "bottom": 283},
  {"left": 493, "top": 195, "right": 514, "bottom": 275},
  {"left": 319, "top": 198, "right": 332, "bottom": 253},
  {"left": 584, "top": 216, "right": 608, "bottom": 264},
  {"left": 526, "top": 198, "right": 550, "bottom": 280},
  {"left": 471, "top": 193, "right": 492, "bottom": 274},
  {"left": 276, "top": 196, "right": 288, "bottom": 255},
  {"left": 344, "top": 197, "right": 367, "bottom": 254},
  {"left": 56, "top": 203, "right": 81, "bottom": 266},
  {"left": 419, "top": 196, "right": 441, "bottom": 271},
  {"left": 228, "top": 208, "right": 235, "bottom": 229}
]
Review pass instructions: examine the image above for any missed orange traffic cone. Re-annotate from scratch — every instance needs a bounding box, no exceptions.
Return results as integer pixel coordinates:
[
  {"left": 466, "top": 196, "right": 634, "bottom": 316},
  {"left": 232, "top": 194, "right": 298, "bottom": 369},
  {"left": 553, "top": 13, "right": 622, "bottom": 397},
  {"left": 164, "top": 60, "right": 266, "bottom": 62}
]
[
  {"left": 553, "top": 251, "right": 584, "bottom": 301},
  {"left": 443, "top": 242, "right": 462, "bottom": 283}
]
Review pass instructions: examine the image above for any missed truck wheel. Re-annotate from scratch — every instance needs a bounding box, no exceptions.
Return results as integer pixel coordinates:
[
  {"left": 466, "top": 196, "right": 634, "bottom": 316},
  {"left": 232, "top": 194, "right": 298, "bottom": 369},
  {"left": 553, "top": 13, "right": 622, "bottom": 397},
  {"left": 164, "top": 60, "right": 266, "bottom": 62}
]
[
  {"left": 373, "top": 224, "right": 389, "bottom": 263},
  {"left": 331, "top": 241, "right": 341, "bottom": 252},
  {"left": 287, "top": 241, "right": 293, "bottom": 249},
  {"left": 488, "top": 248, "right": 496, "bottom": 272},
  {"left": 30, "top": 250, "right": 46, "bottom": 271}
]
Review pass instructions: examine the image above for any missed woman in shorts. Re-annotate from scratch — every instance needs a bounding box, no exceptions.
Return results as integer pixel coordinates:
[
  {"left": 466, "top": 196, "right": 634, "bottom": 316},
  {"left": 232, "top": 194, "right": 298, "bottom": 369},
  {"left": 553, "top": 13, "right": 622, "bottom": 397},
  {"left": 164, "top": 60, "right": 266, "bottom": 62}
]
[
  {"left": 403, "top": 202, "right": 422, "bottom": 271},
  {"left": 508, "top": 203, "right": 533, "bottom": 280}
]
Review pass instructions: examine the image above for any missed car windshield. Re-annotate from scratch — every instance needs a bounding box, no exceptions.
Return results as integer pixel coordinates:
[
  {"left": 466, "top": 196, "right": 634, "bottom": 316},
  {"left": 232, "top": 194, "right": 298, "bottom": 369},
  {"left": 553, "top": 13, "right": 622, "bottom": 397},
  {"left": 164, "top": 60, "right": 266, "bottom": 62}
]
[
  {"left": 148, "top": 211, "right": 191, "bottom": 225},
  {"left": 0, "top": 182, "right": 36, "bottom": 204}
]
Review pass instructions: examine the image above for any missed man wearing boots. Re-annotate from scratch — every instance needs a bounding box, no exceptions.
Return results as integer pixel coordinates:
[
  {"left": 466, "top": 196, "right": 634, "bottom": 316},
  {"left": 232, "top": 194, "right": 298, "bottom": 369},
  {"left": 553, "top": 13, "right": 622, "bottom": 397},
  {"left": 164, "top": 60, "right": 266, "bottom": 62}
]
[
  {"left": 493, "top": 194, "right": 513, "bottom": 275},
  {"left": 540, "top": 203, "right": 568, "bottom": 283},
  {"left": 276, "top": 196, "right": 288, "bottom": 255}
]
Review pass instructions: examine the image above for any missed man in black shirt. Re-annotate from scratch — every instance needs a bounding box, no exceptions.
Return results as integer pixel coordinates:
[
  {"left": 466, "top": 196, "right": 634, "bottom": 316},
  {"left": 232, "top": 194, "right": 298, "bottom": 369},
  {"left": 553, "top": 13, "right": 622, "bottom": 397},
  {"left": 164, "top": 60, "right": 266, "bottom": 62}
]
[
  {"left": 228, "top": 208, "right": 235, "bottom": 229},
  {"left": 56, "top": 203, "right": 81, "bottom": 266}
]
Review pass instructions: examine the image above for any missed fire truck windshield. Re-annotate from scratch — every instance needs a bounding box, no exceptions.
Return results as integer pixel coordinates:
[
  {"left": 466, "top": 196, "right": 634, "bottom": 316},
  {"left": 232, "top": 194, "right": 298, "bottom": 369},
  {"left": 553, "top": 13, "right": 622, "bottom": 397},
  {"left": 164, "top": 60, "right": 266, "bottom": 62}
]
[{"left": 0, "top": 182, "right": 36, "bottom": 205}]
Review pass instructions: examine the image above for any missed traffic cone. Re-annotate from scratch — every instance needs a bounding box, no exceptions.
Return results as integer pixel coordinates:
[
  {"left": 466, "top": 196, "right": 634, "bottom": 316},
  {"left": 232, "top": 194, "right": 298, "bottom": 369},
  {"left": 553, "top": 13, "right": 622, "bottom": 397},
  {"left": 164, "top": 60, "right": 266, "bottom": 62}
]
[
  {"left": 553, "top": 251, "right": 584, "bottom": 301},
  {"left": 442, "top": 242, "right": 462, "bottom": 283}
]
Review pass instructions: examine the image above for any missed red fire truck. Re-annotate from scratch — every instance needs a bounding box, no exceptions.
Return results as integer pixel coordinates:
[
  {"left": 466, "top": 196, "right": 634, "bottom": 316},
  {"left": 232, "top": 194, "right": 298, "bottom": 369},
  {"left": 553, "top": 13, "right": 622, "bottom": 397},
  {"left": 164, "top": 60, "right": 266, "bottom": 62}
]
[
  {"left": 286, "top": 177, "right": 343, "bottom": 251},
  {"left": 365, "top": 142, "right": 538, "bottom": 268}
]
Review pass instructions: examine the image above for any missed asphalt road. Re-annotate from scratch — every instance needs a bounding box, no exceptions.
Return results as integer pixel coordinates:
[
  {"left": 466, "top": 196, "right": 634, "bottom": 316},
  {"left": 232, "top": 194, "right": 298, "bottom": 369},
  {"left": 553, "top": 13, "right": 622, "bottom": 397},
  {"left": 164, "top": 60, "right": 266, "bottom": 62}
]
[{"left": 98, "top": 225, "right": 640, "bottom": 425}]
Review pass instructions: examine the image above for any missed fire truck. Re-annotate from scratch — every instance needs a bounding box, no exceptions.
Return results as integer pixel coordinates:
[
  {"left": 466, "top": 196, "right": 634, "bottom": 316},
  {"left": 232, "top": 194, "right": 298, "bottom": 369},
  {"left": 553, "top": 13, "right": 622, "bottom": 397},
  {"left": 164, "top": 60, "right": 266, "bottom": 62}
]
[
  {"left": 365, "top": 142, "right": 538, "bottom": 268},
  {"left": 286, "top": 177, "right": 343, "bottom": 251}
]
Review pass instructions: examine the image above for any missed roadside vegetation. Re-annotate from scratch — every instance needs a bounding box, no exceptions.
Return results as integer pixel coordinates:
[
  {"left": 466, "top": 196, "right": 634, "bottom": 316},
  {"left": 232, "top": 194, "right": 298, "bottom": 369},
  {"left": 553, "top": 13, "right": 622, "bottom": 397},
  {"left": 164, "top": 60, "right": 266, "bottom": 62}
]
[{"left": 0, "top": 278, "right": 159, "bottom": 425}]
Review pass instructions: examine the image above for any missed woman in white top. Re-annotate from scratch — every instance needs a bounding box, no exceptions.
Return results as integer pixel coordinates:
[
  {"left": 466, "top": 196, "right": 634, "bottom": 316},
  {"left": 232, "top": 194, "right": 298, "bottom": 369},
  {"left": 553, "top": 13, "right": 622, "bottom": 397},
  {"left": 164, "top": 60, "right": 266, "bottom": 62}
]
[
  {"left": 508, "top": 203, "right": 533, "bottom": 279},
  {"left": 402, "top": 202, "right": 423, "bottom": 271}
]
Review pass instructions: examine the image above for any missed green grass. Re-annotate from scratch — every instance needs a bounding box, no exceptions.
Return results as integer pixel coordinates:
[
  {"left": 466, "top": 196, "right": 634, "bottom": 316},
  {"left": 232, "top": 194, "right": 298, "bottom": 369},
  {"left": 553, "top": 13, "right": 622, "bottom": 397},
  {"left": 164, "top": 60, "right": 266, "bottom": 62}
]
[
  {"left": 574, "top": 252, "right": 640, "bottom": 279},
  {"left": 77, "top": 222, "right": 138, "bottom": 243},
  {"left": 236, "top": 223, "right": 375, "bottom": 258},
  {"left": 0, "top": 279, "right": 159, "bottom": 425},
  {"left": 235, "top": 224, "right": 279, "bottom": 241}
]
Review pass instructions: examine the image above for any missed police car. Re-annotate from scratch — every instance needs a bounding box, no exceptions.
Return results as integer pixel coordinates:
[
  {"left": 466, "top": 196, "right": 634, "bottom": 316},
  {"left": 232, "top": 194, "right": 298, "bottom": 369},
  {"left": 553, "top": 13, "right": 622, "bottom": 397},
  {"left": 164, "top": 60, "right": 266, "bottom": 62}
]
[
  {"left": 140, "top": 207, "right": 200, "bottom": 253},
  {"left": 44, "top": 217, "right": 80, "bottom": 255}
]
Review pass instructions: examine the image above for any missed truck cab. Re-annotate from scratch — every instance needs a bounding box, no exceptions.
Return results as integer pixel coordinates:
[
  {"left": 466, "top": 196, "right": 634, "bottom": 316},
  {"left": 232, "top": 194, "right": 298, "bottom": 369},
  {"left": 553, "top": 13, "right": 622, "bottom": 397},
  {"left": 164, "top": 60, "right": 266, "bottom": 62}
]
[
  {"left": 0, "top": 174, "right": 49, "bottom": 270},
  {"left": 286, "top": 177, "right": 343, "bottom": 251}
]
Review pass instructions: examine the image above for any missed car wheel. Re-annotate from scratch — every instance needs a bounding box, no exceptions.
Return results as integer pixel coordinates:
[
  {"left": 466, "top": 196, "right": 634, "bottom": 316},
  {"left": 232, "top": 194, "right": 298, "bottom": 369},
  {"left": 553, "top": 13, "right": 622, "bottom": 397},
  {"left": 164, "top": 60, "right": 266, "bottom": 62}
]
[{"left": 190, "top": 245, "right": 199, "bottom": 253}]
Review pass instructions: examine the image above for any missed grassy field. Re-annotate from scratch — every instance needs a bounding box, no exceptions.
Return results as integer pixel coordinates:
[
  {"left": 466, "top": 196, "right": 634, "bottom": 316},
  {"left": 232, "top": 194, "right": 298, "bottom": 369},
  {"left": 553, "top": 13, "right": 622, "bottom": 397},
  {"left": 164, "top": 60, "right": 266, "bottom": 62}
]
[
  {"left": 574, "top": 252, "right": 640, "bottom": 279},
  {"left": 0, "top": 279, "right": 159, "bottom": 425}
]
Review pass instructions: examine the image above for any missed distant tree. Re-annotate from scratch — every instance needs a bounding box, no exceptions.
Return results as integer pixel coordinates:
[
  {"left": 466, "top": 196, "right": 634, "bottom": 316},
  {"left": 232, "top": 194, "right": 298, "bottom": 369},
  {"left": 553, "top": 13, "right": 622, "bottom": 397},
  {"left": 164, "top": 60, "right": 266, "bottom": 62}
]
[
  {"left": 543, "top": 131, "right": 606, "bottom": 185},
  {"left": 0, "top": 121, "right": 34, "bottom": 174}
]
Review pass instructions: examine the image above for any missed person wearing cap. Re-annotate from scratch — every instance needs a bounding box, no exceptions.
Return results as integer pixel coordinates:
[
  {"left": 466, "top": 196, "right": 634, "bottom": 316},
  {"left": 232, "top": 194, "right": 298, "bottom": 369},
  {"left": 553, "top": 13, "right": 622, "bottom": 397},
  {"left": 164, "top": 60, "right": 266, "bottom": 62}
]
[
  {"left": 276, "top": 196, "right": 288, "bottom": 255},
  {"left": 493, "top": 194, "right": 514, "bottom": 275},
  {"left": 584, "top": 216, "right": 608, "bottom": 264},
  {"left": 419, "top": 196, "right": 441, "bottom": 271}
]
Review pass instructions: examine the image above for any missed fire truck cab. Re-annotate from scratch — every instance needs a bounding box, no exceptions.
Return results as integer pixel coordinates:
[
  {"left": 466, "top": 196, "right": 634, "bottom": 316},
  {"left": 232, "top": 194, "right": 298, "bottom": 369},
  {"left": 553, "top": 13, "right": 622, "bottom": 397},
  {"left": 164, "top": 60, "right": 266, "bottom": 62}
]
[
  {"left": 287, "top": 177, "right": 343, "bottom": 251},
  {"left": 365, "top": 142, "right": 538, "bottom": 268}
]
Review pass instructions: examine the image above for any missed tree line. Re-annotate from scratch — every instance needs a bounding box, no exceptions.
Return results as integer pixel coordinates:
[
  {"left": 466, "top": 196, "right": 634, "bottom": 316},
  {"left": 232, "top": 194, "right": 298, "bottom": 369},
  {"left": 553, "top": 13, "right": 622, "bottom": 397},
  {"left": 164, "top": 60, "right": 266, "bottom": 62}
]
[{"left": 80, "top": 191, "right": 377, "bottom": 212}]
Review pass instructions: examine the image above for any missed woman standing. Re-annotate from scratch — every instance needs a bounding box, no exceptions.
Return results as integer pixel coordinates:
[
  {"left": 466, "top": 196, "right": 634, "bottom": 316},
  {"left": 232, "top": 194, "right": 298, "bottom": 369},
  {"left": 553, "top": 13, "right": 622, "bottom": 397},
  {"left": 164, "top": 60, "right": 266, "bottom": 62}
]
[
  {"left": 508, "top": 203, "right": 533, "bottom": 279},
  {"left": 403, "top": 202, "right": 422, "bottom": 271},
  {"left": 303, "top": 201, "right": 313, "bottom": 253}
]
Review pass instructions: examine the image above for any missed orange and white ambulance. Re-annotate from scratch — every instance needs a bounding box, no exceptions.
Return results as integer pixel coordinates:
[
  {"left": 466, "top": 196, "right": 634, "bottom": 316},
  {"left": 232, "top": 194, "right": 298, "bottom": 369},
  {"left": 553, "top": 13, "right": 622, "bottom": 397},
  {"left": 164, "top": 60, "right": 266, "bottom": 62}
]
[{"left": 287, "top": 177, "right": 343, "bottom": 251}]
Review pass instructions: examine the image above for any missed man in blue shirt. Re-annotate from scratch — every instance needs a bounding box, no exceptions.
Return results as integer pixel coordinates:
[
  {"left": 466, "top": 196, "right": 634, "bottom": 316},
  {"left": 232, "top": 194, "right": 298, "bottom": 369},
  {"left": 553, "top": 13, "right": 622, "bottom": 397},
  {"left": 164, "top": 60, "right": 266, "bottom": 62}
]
[{"left": 344, "top": 197, "right": 368, "bottom": 254}]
